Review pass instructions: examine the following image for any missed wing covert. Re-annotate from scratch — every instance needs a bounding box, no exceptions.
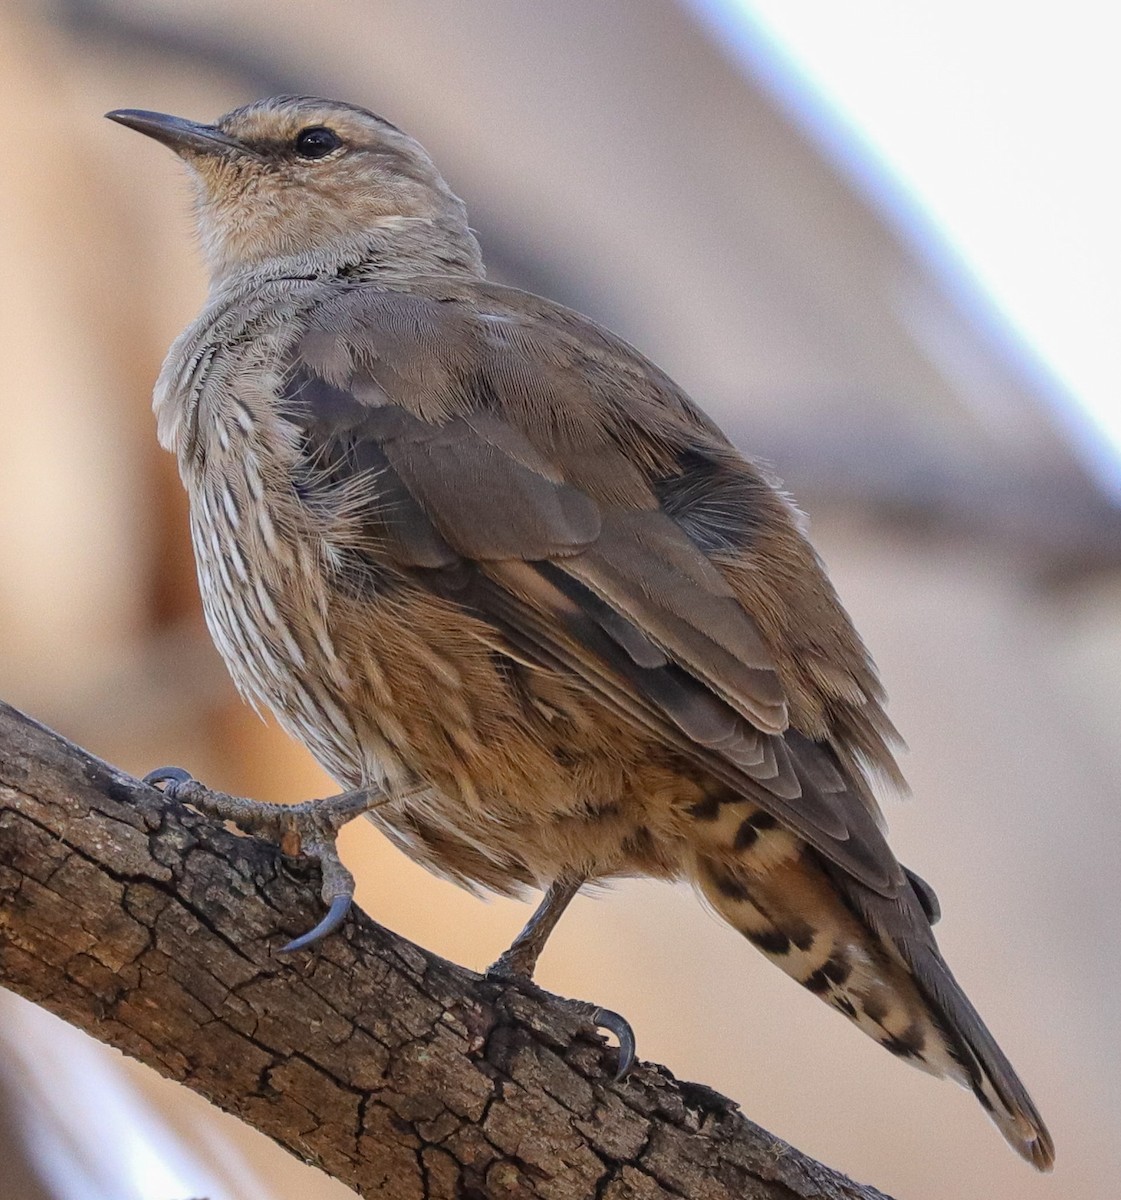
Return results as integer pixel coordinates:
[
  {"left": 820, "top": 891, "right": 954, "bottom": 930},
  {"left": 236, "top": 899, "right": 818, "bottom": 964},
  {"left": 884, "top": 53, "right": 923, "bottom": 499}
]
[{"left": 277, "top": 286, "right": 905, "bottom": 895}]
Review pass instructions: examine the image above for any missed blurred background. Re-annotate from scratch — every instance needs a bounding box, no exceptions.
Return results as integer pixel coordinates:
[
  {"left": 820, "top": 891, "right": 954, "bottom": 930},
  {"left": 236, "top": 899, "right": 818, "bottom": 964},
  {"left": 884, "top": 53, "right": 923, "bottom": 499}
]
[{"left": 1, "top": 1, "right": 1119, "bottom": 1197}]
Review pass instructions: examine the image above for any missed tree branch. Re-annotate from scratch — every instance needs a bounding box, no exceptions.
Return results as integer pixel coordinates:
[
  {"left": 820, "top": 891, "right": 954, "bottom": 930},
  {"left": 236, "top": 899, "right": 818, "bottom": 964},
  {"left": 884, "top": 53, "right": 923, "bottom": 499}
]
[{"left": 0, "top": 700, "right": 892, "bottom": 1200}]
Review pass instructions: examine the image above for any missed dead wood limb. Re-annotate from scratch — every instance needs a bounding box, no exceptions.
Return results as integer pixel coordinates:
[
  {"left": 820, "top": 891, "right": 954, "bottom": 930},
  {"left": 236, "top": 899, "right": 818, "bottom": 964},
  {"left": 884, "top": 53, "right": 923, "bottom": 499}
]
[{"left": 0, "top": 700, "right": 892, "bottom": 1200}]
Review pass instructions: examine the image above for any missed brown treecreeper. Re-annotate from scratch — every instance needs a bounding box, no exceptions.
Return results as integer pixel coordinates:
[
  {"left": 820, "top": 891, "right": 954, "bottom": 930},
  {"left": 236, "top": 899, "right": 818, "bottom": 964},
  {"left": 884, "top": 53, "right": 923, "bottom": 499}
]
[{"left": 107, "top": 97, "right": 1053, "bottom": 1169}]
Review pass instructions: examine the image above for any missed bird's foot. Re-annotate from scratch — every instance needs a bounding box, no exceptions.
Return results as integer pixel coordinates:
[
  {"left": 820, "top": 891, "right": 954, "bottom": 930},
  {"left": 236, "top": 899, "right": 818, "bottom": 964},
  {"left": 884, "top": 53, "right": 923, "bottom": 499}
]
[
  {"left": 485, "top": 957, "right": 637, "bottom": 1081},
  {"left": 486, "top": 941, "right": 544, "bottom": 982},
  {"left": 565, "top": 999, "right": 637, "bottom": 1081},
  {"left": 143, "top": 766, "right": 387, "bottom": 952}
]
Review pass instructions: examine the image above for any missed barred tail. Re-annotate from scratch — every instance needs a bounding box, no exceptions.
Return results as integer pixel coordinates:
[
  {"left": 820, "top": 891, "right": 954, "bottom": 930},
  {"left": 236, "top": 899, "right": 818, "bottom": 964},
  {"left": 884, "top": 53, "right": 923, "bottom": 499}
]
[
  {"left": 843, "top": 875, "right": 1055, "bottom": 1171},
  {"left": 691, "top": 830, "right": 1053, "bottom": 1170}
]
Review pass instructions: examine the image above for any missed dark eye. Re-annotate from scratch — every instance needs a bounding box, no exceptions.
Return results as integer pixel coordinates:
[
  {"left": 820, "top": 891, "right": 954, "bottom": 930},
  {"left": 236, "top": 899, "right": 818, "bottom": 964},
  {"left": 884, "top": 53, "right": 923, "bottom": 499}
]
[{"left": 294, "top": 126, "right": 341, "bottom": 159}]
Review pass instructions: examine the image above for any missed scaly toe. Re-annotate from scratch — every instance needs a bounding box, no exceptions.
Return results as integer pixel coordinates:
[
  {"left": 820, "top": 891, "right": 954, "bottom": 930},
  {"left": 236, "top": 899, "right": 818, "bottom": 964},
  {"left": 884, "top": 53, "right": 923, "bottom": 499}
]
[
  {"left": 484, "top": 948, "right": 537, "bottom": 982},
  {"left": 493, "top": 979, "right": 638, "bottom": 1082},
  {"left": 141, "top": 768, "right": 379, "bottom": 955}
]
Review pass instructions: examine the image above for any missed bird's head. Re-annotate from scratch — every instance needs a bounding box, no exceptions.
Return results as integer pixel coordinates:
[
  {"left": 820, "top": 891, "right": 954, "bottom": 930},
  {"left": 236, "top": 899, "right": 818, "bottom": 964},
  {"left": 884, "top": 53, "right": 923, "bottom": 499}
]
[{"left": 107, "top": 95, "right": 482, "bottom": 283}]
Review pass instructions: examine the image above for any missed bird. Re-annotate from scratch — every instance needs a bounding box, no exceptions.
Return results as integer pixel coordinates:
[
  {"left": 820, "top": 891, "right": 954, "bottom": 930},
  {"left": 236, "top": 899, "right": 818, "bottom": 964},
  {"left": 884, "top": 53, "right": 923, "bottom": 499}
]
[{"left": 106, "top": 95, "right": 1053, "bottom": 1170}]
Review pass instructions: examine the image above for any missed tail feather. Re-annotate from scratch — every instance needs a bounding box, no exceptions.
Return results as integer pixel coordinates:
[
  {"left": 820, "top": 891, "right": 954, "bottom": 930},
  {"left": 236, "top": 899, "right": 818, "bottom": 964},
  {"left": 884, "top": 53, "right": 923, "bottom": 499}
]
[
  {"left": 691, "top": 830, "right": 1054, "bottom": 1170},
  {"left": 824, "top": 865, "right": 1054, "bottom": 1171},
  {"left": 867, "top": 886, "right": 1055, "bottom": 1170}
]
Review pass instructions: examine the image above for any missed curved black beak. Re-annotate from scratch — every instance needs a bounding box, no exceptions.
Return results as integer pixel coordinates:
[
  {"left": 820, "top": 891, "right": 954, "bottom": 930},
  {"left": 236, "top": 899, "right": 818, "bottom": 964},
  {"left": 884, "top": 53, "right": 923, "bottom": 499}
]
[{"left": 105, "top": 109, "right": 254, "bottom": 159}]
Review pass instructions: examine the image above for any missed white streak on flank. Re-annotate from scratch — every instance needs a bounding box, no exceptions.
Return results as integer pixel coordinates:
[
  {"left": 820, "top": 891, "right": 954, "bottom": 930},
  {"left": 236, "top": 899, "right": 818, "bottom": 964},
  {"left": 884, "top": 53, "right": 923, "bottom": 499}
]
[
  {"left": 277, "top": 622, "right": 307, "bottom": 670},
  {"left": 313, "top": 684, "right": 358, "bottom": 747},
  {"left": 221, "top": 484, "right": 240, "bottom": 529},
  {"left": 243, "top": 449, "right": 264, "bottom": 501},
  {"left": 194, "top": 488, "right": 211, "bottom": 528},
  {"left": 253, "top": 576, "right": 281, "bottom": 628},
  {"left": 321, "top": 541, "right": 345, "bottom": 572},
  {"left": 212, "top": 535, "right": 234, "bottom": 596},
  {"left": 245, "top": 636, "right": 287, "bottom": 697},
  {"left": 202, "top": 594, "right": 239, "bottom": 667},
  {"left": 312, "top": 622, "right": 352, "bottom": 688},
  {"left": 290, "top": 680, "right": 327, "bottom": 733},
  {"left": 219, "top": 585, "right": 284, "bottom": 699},
  {"left": 226, "top": 539, "right": 249, "bottom": 584},
  {"left": 233, "top": 401, "right": 254, "bottom": 434},
  {"left": 257, "top": 506, "right": 280, "bottom": 554}
]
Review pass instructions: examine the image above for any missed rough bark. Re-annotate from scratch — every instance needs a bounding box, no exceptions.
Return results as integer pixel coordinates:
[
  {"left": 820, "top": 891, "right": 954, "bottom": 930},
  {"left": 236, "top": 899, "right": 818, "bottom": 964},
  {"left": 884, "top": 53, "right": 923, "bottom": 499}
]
[{"left": 0, "top": 700, "right": 892, "bottom": 1200}]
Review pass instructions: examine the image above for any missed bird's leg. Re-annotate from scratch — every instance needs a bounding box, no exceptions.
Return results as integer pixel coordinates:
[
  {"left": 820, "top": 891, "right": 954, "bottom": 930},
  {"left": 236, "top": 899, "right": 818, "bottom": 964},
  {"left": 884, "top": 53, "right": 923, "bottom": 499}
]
[
  {"left": 143, "top": 766, "right": 389, "bottom": 952},
  {"left": 486, "top": 875, "right": 638, "bottom": 1080},
  {"left": 488, "top": 875, "right": 584, "bottom": 981}
]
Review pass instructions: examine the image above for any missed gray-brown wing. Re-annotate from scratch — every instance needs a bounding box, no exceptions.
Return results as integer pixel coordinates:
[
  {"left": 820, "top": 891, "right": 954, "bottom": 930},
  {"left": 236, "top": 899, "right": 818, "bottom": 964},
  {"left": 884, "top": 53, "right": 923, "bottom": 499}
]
[{"left": 278, "top": 285, "right": 904, "bottom": 894}]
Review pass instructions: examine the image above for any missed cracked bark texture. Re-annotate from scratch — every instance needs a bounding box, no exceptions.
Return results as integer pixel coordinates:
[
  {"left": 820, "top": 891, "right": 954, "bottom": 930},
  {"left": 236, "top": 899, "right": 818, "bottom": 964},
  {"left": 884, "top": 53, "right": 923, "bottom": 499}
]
[{"left": 0, "top": 700, "right": 894, "bottom": 1200}]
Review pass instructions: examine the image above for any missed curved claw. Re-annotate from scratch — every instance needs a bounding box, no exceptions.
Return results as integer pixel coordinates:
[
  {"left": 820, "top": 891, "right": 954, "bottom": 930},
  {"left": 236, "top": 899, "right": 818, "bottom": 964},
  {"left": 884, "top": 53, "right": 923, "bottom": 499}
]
[
  {"left": 278, "top": 893, "right": 352, "bottom": 955},
  {"left": 592, "top": 1007, "right": 637, "bottom": 1080},
  {"left": 143, "top": 766, "right": 193, "bottom": 796}
]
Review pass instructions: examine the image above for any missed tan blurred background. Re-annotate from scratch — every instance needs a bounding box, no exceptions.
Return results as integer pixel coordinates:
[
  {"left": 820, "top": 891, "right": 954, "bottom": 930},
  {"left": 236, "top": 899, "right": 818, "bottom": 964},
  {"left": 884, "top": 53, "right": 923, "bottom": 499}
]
[{"left": 1, "top": 1, "right": 1119, "bottom": 1197}]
